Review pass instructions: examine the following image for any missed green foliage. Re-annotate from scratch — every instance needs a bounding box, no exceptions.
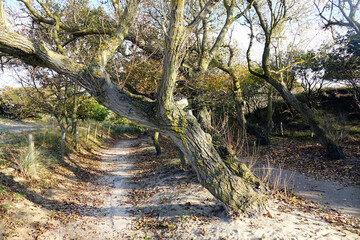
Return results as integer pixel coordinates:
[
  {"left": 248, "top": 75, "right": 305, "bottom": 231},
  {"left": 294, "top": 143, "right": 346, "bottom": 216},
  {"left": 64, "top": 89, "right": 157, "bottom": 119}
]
[
  {"left": 0, "top": 187, "right": 10, "bottom": 196},
  {"left": 0, "top": 87, "right": 42, "bottom": 119},
  {"left": 77, "top": 97, "right": 109, "bottom": 121},
  {"left": 110, "top": 124, "right": 142, "bottom": 137},
  {"left": 322, "top": 31, "right": 359, "bottom": 81},
  {"left": 107, "top": 112, "right": 132, "bottom": 125}
]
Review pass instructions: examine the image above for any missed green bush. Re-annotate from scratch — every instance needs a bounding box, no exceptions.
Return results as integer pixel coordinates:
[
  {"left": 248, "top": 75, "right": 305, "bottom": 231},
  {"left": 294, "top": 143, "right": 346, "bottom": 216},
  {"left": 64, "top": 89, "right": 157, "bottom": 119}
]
[{"left": 110, "top": 124, "right": 142, "bottom": 137}]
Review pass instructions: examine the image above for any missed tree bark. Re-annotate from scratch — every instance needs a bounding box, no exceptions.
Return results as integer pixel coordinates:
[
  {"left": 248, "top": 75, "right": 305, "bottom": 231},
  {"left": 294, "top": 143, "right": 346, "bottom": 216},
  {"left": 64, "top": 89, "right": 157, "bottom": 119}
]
[
  {"left": 177, "top": 147, "right": 188, "bottom": 169},
  {"left": 60, "top": 127, "right": 66, "bottom": 161},
  {"left": 152, "top": 131, "right": 162, "bottom": 156},
  {"left": 266, "top": 86, "right": 274, "bottom": 132},
  {"left": 167, "top": 107, "right": 265, "bottom": 215}
]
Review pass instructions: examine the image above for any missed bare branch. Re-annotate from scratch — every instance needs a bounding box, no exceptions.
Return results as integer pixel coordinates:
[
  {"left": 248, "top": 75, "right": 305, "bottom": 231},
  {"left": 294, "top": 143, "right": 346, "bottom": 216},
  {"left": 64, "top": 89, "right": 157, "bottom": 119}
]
[
  {"left": 93, "top": 0, "right": 140, "bottom": 67},
  {"left": 186, "top": 0, "right": 220, "bottom": 35}
]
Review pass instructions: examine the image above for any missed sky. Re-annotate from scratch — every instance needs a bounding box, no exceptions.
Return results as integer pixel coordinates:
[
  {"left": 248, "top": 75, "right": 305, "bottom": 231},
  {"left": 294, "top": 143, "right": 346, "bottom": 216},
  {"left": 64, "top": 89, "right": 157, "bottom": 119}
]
[{"left": 0, "top": 68, "right": 22, "bottom": 89}]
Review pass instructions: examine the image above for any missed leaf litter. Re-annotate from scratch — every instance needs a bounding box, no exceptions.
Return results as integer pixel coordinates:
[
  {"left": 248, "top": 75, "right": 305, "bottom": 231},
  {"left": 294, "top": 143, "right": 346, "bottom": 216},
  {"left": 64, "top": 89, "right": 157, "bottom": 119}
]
[{"left": 1, "top": 134, "right": 359, "bottom": 239}]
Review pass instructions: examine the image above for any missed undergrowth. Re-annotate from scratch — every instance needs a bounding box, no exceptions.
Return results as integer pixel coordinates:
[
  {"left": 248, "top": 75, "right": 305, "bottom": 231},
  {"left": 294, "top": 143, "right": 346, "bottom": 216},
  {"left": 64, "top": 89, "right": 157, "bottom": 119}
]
[{"left": 0, "top": 119, "right": 142, "bottom": 193}]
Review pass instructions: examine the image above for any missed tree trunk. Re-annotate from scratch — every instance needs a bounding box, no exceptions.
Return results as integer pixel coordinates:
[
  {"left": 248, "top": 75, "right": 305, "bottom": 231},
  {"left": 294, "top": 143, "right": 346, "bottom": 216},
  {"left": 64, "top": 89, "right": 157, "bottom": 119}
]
[
  {"left": 247, "top": 2, "right": 344, "bottom": 159},
  {"left": 60, "top": 128, "right": 66, "bottom": 161},
  {"left": 177, "top": 147, "right": 188, "bottom": 169},
  {"left": 266, "top": 86, "right": 274, "bottom": 132},
  {"left": 152, "top": 132, "right": 162, "bottom": 156},
  {"left": 168, "top": 108, "right": 265, "bottom": 215},
  {"left": 86, "top": 122, "right": 90, "bottom": 141},
  {"left": 268, "top": 77, "right": 345, "bottom": 159}
]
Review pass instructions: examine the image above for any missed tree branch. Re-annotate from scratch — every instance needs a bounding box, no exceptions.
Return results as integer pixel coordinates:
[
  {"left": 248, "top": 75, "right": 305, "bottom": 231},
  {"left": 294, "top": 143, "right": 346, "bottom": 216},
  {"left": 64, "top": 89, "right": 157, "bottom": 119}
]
[
  {"left": 186, "top": 0, "right": 220, "bottom": 35},
  {"left": 245, "top": 14, "right": 265, "bottom": 79},
  {"left": 93, "top": 0, "right": 140, "bottom": 67}
]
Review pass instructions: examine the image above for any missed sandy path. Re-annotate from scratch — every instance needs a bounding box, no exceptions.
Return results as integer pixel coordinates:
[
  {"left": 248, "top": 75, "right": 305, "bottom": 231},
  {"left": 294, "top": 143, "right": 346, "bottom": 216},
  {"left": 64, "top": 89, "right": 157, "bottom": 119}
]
[
  {"left": 37, "top": 139, "right": 137, "bottom": 240},
  {"left": 18, "top": 137, "right": 358, "bottom": 239},
  {"left": 124, "top": 137, "right": 360, "bottom": 239},
  {"left": 0, "top": 119, "right": 44, "bottom": 134},
  {"left": 254, "top": 165, "right": 360, "bottom": 217},
  {"left": 93, "top": 138, "right": 137, "bottom": 238}
]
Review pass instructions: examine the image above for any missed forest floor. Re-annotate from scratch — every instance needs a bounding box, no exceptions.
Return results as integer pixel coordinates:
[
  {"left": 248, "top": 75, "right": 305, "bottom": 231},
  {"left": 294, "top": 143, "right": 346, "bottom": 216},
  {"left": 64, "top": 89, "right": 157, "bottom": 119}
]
[
  {"left": 256, "top": 134, "right": 360, "bottom": 218},
  {"left": 1, "top": 134, "right": 359, "bottom": 239}
]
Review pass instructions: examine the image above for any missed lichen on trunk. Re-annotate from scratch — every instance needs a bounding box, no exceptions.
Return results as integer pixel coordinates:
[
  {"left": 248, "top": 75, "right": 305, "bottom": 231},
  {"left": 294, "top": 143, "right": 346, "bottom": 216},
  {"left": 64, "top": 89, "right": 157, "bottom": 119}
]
[{"left": 164, "top": 106, "right": 266, "bottom": 216}]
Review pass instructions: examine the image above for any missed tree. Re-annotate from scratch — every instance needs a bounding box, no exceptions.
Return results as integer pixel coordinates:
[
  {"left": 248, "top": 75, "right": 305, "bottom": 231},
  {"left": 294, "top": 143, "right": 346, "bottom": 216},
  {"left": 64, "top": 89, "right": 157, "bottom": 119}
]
[
  {"left": 315, "top": 0, "right": 360, "bottom": 110},
  {"left": 245, "top": 0, "right": 345, "bottom": 159},
  {"left": 0, "top": 0, "right": 265, "bottom": 215},
  {"left": 212, "top": 58, "right": 271, "bottom": 145},
  {"left": 322, "top": 32, "right": 360, "bottom": 109},
  {"left": 77, "top": 97, "right": 109, "bottom": 122},
  {"left": 21, "top": 69, "right": 80, "bottom": 161},
  {"left": 315, "top": 0, "right": 360, "bottom": 35},
  {"left": 294, "top": 51, "right": 327, "bottom": 109},
  {"left": 0, "top": 86, "right": 42, "bottom": 119}
]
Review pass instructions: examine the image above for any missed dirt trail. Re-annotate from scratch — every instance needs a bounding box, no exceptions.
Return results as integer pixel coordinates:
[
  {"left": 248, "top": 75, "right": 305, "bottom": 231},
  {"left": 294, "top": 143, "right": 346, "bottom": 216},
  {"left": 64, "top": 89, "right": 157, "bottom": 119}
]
[
  {"left": 93, "top": 138, "right": 137, "bottom": 238},
  {"left": 38, "top": 139, "right": 138, "bottom": 240},
  {"left": 253, "top": 165, "right": 360, "bottom": 218},
  {"left": 2, "top": 137, "right": 359, "bottom": 239},
  {"left": 0, "top": 119, "right": 45, "bottom": 143},
  {"left": 0, "top": 119, "right": 44, "bottom": 134}
]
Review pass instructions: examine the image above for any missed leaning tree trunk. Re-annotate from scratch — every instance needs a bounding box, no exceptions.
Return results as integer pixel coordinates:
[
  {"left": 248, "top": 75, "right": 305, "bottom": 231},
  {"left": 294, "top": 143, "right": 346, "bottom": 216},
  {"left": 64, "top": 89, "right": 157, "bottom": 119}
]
[
  {"left": 268, "top": 77, "right": 345, "bottom": 159},
  {"left": 247, "top": 4, "right": 344, "bottom": 159},
  {"left": 153, "top": 0, "right": 265, "bottom": 215},
  {"left": 163, "top": 105, "right": 265, "bottom": 215}
]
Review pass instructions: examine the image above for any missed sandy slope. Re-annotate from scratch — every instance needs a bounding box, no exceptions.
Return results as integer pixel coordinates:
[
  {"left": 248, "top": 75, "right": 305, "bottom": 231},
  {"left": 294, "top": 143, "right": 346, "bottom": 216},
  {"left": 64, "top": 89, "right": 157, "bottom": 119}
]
[{"left": 253, "top": 166, "right": 360, "bottom": 217}]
